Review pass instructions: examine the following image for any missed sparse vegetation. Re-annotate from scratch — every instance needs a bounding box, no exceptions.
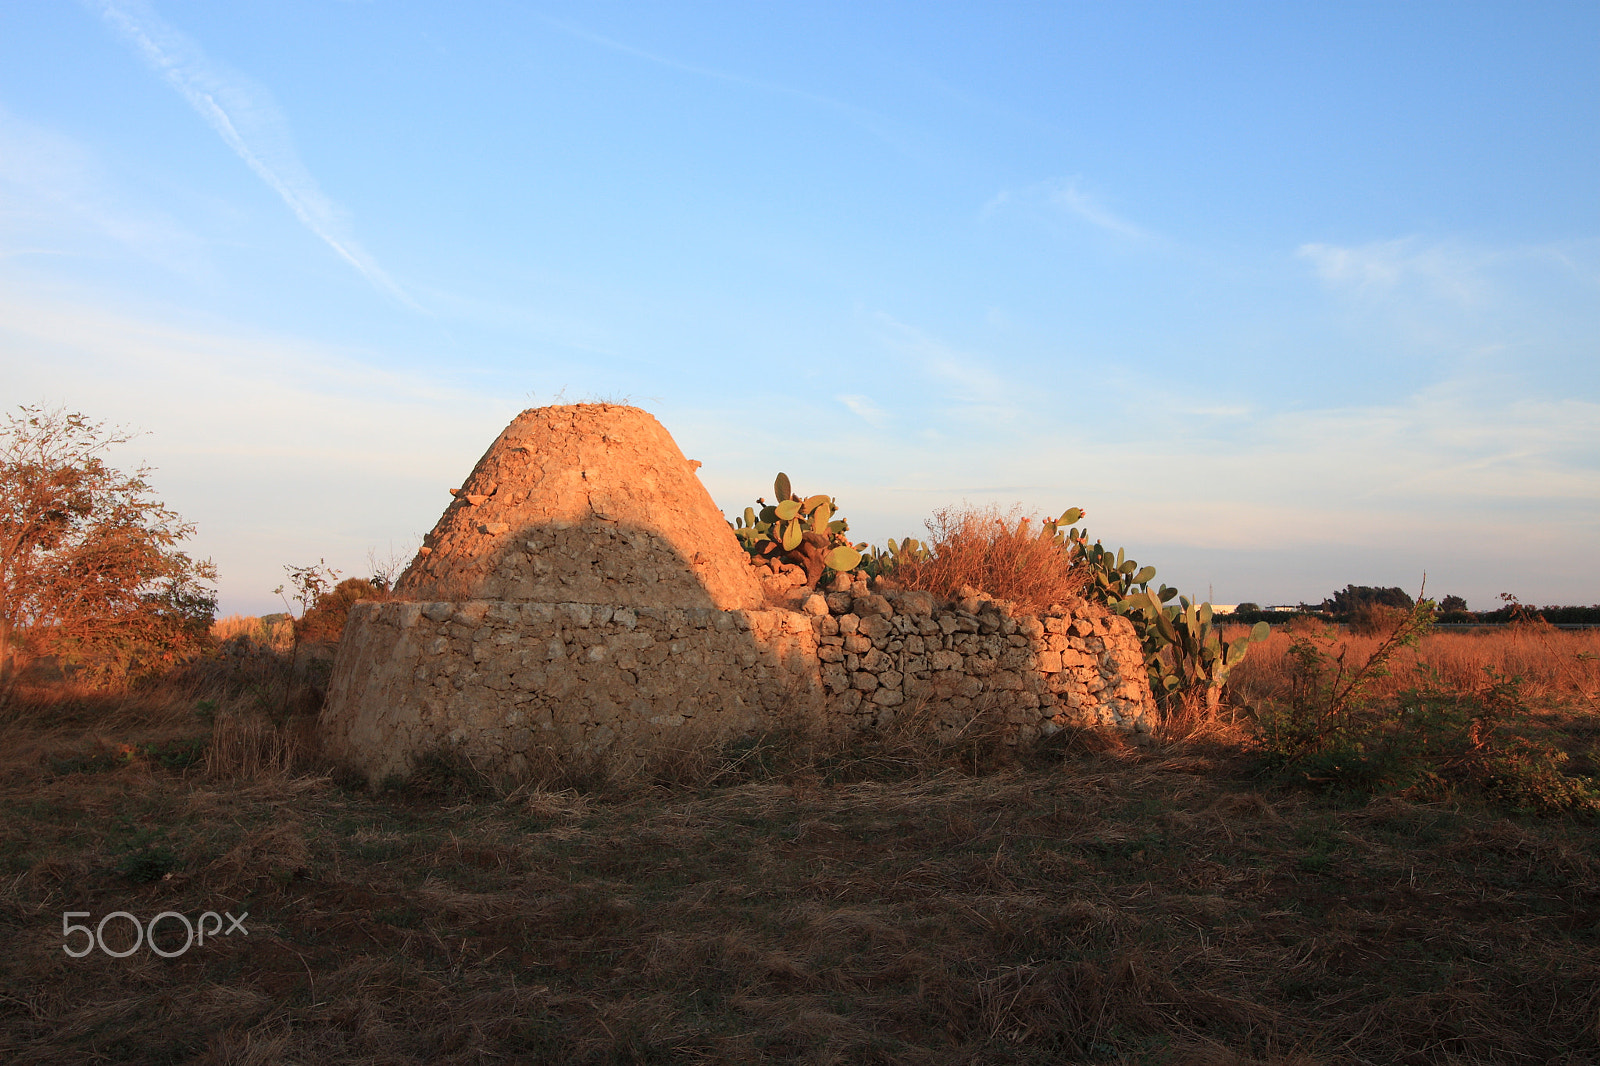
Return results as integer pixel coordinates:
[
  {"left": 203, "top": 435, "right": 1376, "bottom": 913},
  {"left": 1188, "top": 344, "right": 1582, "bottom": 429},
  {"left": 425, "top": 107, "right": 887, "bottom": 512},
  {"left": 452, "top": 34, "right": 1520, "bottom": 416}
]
[
  {"left": 3, "top": 430, "right": 1597, "bottom": 1061},
  {"left": 1247, "top": 599, "right": 1599, "bottom": 811},
  {"left": 881, "top": 504, "right": 1090, "bottom": 616},
  {"left": 0, "top": 406, "right": 216, "bottom": 688},
  {"left": 2, "top": 646, "right": 1597, "bottom": 1063},
  {"left": 731, "top": 472, "right": 865, "bottom": 584},
  {"left": 1229, "top": 615, "right": 1600, "bottom": 710}
]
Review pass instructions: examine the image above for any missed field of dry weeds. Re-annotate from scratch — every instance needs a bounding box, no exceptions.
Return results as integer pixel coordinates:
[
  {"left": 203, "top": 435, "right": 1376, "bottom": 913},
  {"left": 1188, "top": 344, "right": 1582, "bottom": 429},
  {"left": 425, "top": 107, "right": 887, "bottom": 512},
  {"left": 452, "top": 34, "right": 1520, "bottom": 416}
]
[{"left": 1, "top": 624, "right": 1597, "bottom": 1065}]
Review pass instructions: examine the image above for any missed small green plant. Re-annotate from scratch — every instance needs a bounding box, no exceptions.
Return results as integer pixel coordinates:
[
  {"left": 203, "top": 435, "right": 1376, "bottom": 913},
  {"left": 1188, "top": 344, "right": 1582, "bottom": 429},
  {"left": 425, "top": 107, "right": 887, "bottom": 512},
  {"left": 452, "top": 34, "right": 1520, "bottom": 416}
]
[
  {"left": 145, "top": 736, "right": 206, "bottom": 771},
  {"left": 112, "top": 827, "right": 181, "bottom": 883},
  {"left": 1059, "top": 511, "right": 1270, "bottom": 716},
  {"left": 1253, "top": 594, "right": 1599, "bottom": 813},
  {"left": 1119, "top": 592, "right": 1272, "bottom": 714},
  {"left": 116, "top": 845, "right": 180, "bottom": 883},
  {"left": 731, "top": 473, "right": 864, "bottom": 585},
  {"left": 862, "top": 535, "right": 931, "bottom": 579}
]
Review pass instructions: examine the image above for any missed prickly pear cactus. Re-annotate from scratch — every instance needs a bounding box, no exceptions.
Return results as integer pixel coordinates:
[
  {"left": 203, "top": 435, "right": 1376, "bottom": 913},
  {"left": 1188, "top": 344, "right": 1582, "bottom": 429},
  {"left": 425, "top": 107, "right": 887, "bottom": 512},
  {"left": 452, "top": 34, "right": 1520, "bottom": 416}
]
[
  {"left": 1062, "top": 511, "right": 1271, "bottom": 713},
  {"left": 729, "top": 473, "right": 864, "bottom": 586},
  {"left": 863, "top": 535, "right": 933, "bottom": 578}
]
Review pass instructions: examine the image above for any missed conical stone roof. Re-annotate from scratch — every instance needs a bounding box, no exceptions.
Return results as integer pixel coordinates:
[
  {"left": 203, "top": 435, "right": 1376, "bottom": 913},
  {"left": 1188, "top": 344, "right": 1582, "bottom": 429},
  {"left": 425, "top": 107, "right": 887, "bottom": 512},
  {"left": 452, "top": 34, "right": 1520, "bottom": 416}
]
[{"left": 394, "top": 404, "right": 764, "bottom": 611}]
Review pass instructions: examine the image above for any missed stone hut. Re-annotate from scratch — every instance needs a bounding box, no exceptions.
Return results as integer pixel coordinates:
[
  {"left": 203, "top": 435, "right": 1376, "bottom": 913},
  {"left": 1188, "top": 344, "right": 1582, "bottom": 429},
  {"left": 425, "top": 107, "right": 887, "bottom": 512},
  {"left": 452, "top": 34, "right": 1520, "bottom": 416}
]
[{"left": 320, "top": 404, "right": 1156, "bottom": 785}]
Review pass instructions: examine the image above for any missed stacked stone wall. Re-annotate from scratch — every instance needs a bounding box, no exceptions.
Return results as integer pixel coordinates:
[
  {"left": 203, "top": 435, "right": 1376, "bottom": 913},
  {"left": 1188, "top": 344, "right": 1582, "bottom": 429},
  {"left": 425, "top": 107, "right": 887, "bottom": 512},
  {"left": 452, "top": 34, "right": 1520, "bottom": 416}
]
[
  {"left": 322, "top": 599, "right": 822, "bottom": 785},
  {"left": 805, "top": 579, "right": 1152, "bottom": 740},
  {"left": 319, "top": 404, "right": 1159, "bottom": 785},
  {"left": 323, "top": 580, "right": 1155, "bottom": 785}
]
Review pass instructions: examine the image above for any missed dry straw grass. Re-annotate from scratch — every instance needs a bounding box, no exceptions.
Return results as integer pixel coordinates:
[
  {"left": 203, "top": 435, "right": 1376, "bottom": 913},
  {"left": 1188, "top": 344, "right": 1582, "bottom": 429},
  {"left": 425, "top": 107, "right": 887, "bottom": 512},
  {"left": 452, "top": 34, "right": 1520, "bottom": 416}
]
[
  {"left": 210, "top": 614, "right": 261, "bottom": 642},
  {"left": 211, "top": 614, "right": 293, "bottom": 649},
  {"left": 1228, "top": 619, "right": 1600, "bottom": 708},
  {"left": 3, "top": 598, "right": 1599, "bottom": 1062},
  {"left": 3, "top": 672, "right": 1598, "bottom": 1063},
  {"left": 203, "top": 710, "right": 307, "bottom": 780},
  {"left": 890, "top": 504, "right": 1089, "bottom": 614}
]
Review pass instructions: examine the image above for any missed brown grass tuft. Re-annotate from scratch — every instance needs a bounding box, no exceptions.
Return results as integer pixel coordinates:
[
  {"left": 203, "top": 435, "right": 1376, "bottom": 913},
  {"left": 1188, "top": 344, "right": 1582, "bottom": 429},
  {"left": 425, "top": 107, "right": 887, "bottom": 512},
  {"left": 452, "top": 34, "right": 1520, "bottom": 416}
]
[
  {"left": 3, "top": 639, "right": 1598, "bottom": 1063},
  {"left": 890, "top": 504, "right": 1088, "bottom": 614},
  {"left": 1228, "top": 622, "right": 1600, "bottom": 707},
  {"left": 203, "top": 710, "right": 306, "bottom": 780}
]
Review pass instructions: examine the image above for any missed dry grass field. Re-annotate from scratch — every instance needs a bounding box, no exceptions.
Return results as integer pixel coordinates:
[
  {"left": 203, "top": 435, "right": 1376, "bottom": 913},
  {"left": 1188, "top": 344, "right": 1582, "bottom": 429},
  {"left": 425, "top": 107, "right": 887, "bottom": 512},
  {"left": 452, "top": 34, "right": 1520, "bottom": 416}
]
[
  {"left": 1228, "top": 621, "right": 1600, "bottom": 710},
  {"left": 1, "top": 622, "right": 1597, "bottom": 1065}
]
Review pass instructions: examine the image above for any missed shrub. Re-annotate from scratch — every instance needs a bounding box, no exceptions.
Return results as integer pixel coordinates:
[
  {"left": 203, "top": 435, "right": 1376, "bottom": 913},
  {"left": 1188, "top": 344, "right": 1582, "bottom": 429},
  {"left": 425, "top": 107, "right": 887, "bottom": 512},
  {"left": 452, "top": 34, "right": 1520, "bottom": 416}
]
[
  {"left": 1323, "top": 585, "right": 1413, "bottom": 616},
  {"left": 1253, "top": 598, "right": 1599, "bottom": 813},
  {"left": 0, "top": 405, "right": 217, "bottom": 685},
  {"left": 1254, "top": 597, "right": 1436, "bottom": 763},
  {"left": 888, "top": 505, "right": 1089, "bottom": 615},
  {"left": 1349, "top": 602, "right": 1411, "bottom": 636},
  {"left": 296, "top": 577, "right": 385, "bottom": 644}
]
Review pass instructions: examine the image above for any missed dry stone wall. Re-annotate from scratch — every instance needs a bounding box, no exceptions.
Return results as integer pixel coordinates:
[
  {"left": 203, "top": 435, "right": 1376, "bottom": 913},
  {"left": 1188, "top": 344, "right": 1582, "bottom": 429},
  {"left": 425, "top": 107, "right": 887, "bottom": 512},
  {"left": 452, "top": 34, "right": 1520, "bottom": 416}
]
[
  {"left": 319, "top": 402, "right": 1157, "bottom": 786},
  {"left": 322, "top": 599, "right": 822, "bottom": 785},
  {"left": 808, "top": 575, "right": 1154, "bottom": 738},
  {"left": 323, "top": 575, "right": 1155, "bottom": 785}
]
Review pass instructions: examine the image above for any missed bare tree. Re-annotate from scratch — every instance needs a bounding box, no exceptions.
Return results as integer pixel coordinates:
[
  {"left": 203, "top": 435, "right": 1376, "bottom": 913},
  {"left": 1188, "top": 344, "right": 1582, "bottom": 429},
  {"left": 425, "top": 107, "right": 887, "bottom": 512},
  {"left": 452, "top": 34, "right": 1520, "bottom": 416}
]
[{"left": 0, "top": 406, "right": 216, "bottom": 684}]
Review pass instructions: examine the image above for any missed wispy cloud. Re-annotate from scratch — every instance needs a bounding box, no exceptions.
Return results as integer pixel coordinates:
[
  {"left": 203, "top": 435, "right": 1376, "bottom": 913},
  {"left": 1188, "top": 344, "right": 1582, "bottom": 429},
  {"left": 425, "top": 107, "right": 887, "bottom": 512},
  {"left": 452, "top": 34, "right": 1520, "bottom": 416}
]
[
  {"left": 1297, "top": 238, "right": 1491, "bottom": 307},
  {"left": 0, "top": 288, "right": 507, "bottom": 611},
  {"left": 1048, "top": 180, "right": 1147, "bottom": 239},
  {"left": 0, "top": 105, "right": 205, "bottom": 272},
  {"left": 836, "top": 394, "right": 888, "bottom": 426},
  {"left": 92, "top": 0, "right": 410, "bottom": 304},
  {"left": 984, "top": 178, "right": 1149, "bottom": 240},
  {"left": 871, "top": 313, "right": 1014, "bottom": 424},
  {"left": 1043, "top": 383, "right": 1600, "bottom": 551},
  {"left": 538, "top": 16, "right": 903, "bottom": 148},
  {"left": 1295, "top": 236, "right": 1600, "bottom": 368}
]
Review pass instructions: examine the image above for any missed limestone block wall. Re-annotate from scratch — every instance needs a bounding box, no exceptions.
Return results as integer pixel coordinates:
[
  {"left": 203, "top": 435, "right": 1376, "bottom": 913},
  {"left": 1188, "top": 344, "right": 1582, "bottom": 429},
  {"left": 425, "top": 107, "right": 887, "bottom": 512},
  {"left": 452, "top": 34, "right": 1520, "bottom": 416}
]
[
  {"left": 321, "top": 403, "right": 1158, "bottom": 785},
  {"left": 322, "top": 599, "right": 823, "bottom": 784},
  {"left": 807, "top": 582, "right": 1154, "bottom": 739},
  {"left": 322, "top": 581, "right": 1156, "bottom": 785}
]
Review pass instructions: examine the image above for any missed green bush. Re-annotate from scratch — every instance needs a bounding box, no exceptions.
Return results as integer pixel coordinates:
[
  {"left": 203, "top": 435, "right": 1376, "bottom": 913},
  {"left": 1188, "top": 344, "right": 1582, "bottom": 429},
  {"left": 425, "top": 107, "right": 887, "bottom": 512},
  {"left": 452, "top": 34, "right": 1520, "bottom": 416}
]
[{"left": 1253, "top": 599, "right": 1599, "bottom": 813}]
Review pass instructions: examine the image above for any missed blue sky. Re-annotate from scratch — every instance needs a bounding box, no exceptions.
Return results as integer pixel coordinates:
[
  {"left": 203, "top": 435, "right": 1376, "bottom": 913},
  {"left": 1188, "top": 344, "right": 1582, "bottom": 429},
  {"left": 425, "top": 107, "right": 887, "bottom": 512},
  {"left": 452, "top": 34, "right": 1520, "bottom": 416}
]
[{"left": 2, "top": 1, "right": 1596, "bottom": 615}]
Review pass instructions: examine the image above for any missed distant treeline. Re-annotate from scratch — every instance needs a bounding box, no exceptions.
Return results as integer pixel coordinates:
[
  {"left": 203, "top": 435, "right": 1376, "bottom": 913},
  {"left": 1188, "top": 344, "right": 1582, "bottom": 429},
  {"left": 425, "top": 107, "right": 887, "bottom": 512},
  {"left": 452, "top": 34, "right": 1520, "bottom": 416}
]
[
  {"left": 1437, "top": 605, "right": 1600, "bottom": 626},
  {"left": 1224, "top": 602, "right": 1600, "bottom": 627}
]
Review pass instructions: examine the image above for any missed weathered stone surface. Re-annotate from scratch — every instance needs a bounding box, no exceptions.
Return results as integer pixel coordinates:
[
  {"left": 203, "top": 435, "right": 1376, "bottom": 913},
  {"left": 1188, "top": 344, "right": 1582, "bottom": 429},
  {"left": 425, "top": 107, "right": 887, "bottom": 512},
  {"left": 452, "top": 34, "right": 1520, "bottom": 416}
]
[
  {"left": 323, "top": 598, "right": 826, "bottom": 784},
  {"left": 395, "top": 404, "right": 763, "bottom": 611},
  {"left": 323, "top": 404, "right": 1159, "bottom": 786},
  {"left": 852, "top": 593, "right": 893, "bottom": 618}
]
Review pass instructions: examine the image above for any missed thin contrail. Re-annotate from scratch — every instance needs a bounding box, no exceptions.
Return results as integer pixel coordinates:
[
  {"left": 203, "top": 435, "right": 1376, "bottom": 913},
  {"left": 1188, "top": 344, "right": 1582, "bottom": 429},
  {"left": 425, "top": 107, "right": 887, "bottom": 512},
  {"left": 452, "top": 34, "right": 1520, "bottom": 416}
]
[{"left": 94, "top": 0, "right": 414, "bottom": 306}]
